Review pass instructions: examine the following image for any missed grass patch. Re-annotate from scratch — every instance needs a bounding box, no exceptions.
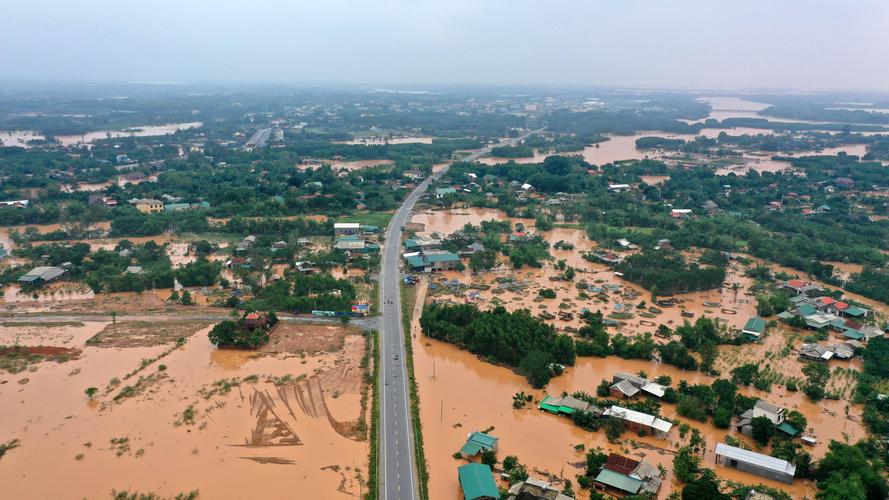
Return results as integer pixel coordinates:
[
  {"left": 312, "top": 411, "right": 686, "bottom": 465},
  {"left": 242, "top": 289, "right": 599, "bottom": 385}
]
[
  {"left": 365, "top": 330, "right": 380, "bottom": 500},
  {"left": 400, "top": 283, "right": 429, "bottom": 500}
]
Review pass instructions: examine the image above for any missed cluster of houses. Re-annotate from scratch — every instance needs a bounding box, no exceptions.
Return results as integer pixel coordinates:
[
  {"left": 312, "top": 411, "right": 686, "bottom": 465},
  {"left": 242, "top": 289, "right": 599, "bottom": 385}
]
[
  {"left": 539, "top": 393, "right": 673, "bottom": 440},
  {"left": 333, "top": 222, "right": 381, "bottom": 260},
  {"left": 456, "top": 431, "right": 576, "bottom": 500},
  {"left": 774, "top": 280, "right": 884, "bottom": 360}
]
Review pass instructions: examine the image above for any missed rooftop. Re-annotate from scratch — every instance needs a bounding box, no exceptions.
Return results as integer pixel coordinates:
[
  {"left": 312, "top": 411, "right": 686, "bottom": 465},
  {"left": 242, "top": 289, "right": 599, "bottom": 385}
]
[{"left": 715, "top": 443, "right": 796, "bottom": 477}]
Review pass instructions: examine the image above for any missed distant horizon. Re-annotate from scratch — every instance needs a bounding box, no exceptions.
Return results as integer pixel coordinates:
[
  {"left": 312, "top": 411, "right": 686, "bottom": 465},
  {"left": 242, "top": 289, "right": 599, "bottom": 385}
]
[
  {"left": 3, "top": 1, "right": 888, "bottom": 92},
  {"left": 1, "top": 78, "right": 889, "bottom": 98}
]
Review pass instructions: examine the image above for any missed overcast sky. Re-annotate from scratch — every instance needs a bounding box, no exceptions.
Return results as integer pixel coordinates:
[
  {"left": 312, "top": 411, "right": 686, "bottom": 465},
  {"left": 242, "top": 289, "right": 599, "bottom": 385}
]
[{"left": 2, "top": 0, "right": 888, "bottom": 91}]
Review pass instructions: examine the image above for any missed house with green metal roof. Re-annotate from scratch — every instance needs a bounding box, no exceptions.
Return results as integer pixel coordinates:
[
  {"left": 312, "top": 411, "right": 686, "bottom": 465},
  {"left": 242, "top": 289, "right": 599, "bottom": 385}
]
[
  {"left": 435, "top": 187, "right": 458, "bottom": 198},
  {"left": 457, "top": 463, "right": 499, "bottom": 500},
  {"left": 741, "top": 317, "right": 767, "bottom": 340},
  {"left": 458, "top": 431, "right": 498, "bottom": 459},
  {"left": 403, "top": 250, "right": 460, "bottom": 272},
  {"left": 539, "top": 395, "right": 601, "bottom": 416},
  {"left": 593, "top": 468, "right": 643, "bottom": 496},
  {"left": 776, "top": 421, "right": 801, "bottom": 437}
]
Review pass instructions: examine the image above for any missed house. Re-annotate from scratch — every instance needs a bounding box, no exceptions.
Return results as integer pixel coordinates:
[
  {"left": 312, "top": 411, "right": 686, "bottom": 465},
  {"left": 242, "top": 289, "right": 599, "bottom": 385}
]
[
  {"left": 799, "top": 343, "right": 834, "bottom": 362},
  {"left": 271, "top": 241, "right": 288, "bottom": 251},
  {"left": 457, "top": 463, "right": 499, "bottom": 500},
  {"left": 592, "top": 454, "right": 662, "bottom": 497},
  {"left": 125, "top": 266, "right": 143, "bottom": 274},
  {"left": 752, "top": 400, "right": 786, "bottom": 424},
  {"left": 670, "top": 208, "right": 692, "bottom": 218},
  {"left": 834, "top": 177, "right": 854, "bottom": 188},
  {"left": 538, "top": 395, "right": 602, "bottom": 416},
  {"left": 244, "top": 313, "right": 268, "bottom": 330},
  {"left": 738, "top": 400, "right": 788, "bottom": 435},
  {"left": 435, "top": 187, "right": 458, "bottom": 198},
  {"left": 333, "top": 222, "right": 361, "bottom": 237},
  {"left": 295, "top": 261, "right": 318, "bottom": 274},
  {"left": 462, "top": 241, "right": 486, "bottom": 256},
  {"left": 403, "top": 238, "right": 443, "bottom": 252},
  {"left": 457, "top": 431, "right": 498, "bottom": 459},
  {"left": 701, "top": 199, "right": 719, "bottom": 212},
  {"left": 859, "top": 325, "right": 885, "bottom": 341},
  {"left": 609, "top": 373, "right": 666, "bottom": 399},
  {"left": 17, "top": 266, "right": 66, "bottom": 286},
  {"left": 610, "top": 379, "right": 640, "bottom": 399},
  {"left": 505, "top": 478, "right": 574, "bottom": 500},
  {"left": 602, "top": 405, "right": 672, "bottom": 438},
  {"left": 0, "top": 199, "right": 29, "bottom": 208},
  {"left": 404, "top": 170, "right": 425, "bottom": 181},
  {"left": 741, "top": 317, "right": 767, "bottom": 340},
  {"left": 608, "top": 183, "right": 631, "bottom": 192},
  {"left": 403, "top": 250, "right": 461, "bottom": 272},
  {"left": 335, "top": 236, "right": 380, "bottom": 254},
  {"left": 715, "top": 443, "right": 796, "bottom": 484},
  {"left": 128, "top": 198, "right": 164, "bottom": 214}
]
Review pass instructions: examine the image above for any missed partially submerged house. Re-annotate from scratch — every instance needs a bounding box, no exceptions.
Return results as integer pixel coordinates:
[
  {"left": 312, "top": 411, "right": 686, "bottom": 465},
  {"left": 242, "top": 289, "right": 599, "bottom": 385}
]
[
  {"left": 457, "top": 463, "right": 499, "bottom": 500},
  {"left": 592, "top": 454, "right": 662, "bottom": 497},
  {"left": 506, "top": 477, "right": 574, "bottom": 500},
  {"left": 602, "top": 405, "right": 672, "bottom": 439},
  {"left": 539, "top": 395, "right": 602, "bottom": 416},
  {"left": 610, "top": 373, "right": 667, "bottom": 400},
  {"left": 715, "top": 443, "right": 796, "bottom": 484},
  {"left": 741, "top": 316, "right": 767, "bottom": 340},
  {"left": 457, "top": 431, "right": 498, "bottom": 459}
]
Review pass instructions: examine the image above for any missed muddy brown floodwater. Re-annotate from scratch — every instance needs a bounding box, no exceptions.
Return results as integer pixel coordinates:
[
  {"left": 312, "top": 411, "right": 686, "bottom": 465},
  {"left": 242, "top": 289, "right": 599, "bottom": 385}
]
[
  {"left": 0, "top": 321, "right": 370, "bottom": 499},
  {"left": 408, "top": 208, "right": 866, "bottom": 499}
]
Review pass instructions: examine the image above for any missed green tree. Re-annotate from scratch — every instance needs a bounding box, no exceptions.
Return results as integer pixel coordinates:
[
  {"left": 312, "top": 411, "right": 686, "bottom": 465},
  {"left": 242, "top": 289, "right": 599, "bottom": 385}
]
[
  {"left": 751, "top": 416, "right": 775, "bottom": 446},
  {"left": 168, "top": 290, "right": 180, "bottom": 303},
  {"left": 480, "top": 449, "right": 497, "bottom": 467},
  {"left": 180, "top": 290, "right": 193, "bottom": 305},
  {"left": 519, "top": 350, "right": 555, "bottom": 388},
  {"left": 802, "top": 362, "right": 830, "bottom": 401},
  {"left": 673, "top": 446, "right": 700, "bottom": 483},
  {"left": 85, "top": 387, "right": 98, "bottom": 400}
]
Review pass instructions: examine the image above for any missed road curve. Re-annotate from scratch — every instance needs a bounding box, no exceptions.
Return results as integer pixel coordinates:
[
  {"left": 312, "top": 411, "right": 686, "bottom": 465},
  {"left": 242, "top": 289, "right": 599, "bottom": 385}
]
[{"left": 377, "top": 129, "right": 542, "bottom": 499}]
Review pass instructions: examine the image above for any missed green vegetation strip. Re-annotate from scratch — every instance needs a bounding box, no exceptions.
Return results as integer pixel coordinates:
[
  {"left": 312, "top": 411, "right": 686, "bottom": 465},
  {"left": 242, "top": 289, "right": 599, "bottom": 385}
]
[
  {"left": 400, "top": 283, "right": 429, "bottom": 500},
  {"left": 365, "top": 330, "right": 380, "bottom": 500}
]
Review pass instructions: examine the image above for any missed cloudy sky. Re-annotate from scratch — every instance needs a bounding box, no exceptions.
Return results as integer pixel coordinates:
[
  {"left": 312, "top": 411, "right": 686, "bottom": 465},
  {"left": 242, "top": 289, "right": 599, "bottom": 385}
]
[{"left": 2, "top": 0, "right": 888, "bottom": 90}]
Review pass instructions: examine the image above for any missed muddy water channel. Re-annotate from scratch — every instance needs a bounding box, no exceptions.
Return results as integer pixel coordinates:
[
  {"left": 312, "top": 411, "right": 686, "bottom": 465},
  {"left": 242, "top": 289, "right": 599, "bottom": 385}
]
[
  {"left": 0, "top": 321, "right": 370, "bottom": 499},
  {"left": 409, "top": 208, "right": 864, "bottom": 499}
]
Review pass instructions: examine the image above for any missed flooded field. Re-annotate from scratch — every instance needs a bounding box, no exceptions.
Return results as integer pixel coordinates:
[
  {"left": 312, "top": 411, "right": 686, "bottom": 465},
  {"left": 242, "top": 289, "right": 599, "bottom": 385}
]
[
  {"left": 0, "top": 320, "right": 371, "bottom": 499},
  {"left": 408, "top": 208, "right": 866, "bottom": 499},
  {"left": 0, "top": 123, "right": 202, "bottom": 148},
  {"left": 298, "top": 159, "right": 395, "bottom": 171}
]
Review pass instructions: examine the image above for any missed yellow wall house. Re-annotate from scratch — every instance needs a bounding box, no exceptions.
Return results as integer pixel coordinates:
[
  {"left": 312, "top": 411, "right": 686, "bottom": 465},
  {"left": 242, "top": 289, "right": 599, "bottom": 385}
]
[{"left": 130, "top": 198, "right": 164, "bottom": 214}]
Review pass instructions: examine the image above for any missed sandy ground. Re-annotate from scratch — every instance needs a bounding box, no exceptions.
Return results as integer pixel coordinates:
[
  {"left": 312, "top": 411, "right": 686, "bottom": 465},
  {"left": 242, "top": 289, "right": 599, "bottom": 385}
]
[{"left": 0, "top": 320, "right": 371, "bottom": 499}]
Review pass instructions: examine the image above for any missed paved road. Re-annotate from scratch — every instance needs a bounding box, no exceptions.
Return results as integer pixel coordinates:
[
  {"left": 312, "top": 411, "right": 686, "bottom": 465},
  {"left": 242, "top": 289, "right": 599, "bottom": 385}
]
[{"left": 378, "top": 129, "right": 543, "bottom": 499}]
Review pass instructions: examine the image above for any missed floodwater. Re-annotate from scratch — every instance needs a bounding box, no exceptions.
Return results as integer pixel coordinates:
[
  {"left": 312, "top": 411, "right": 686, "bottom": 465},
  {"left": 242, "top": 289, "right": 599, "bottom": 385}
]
[
  {"left": 410, "top": 283, "right": 824, "bottom": 500},
  {"left": 0, "top": 123, "right": 202, "bottom": 148},
  {"left": 0, "top": 130, "right": 45, "bottom": 148},
  {"left": 409, "top": 208, "right": 865, "bottom": 499},
  {"left": 55, "top": 122, "right": 203, "bottom": 147},
  {"left": 0, "top": 322, "right": 370, "bottom": 499},
  {"left": 298, "top": 159, "right": 395, "bottom": 171}
]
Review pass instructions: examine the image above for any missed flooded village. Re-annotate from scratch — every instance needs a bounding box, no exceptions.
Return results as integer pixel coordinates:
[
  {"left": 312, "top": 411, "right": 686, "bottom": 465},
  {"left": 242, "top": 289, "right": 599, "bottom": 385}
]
[{"left": 1, "top": 86, "right": 888, "bottom": 500}]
